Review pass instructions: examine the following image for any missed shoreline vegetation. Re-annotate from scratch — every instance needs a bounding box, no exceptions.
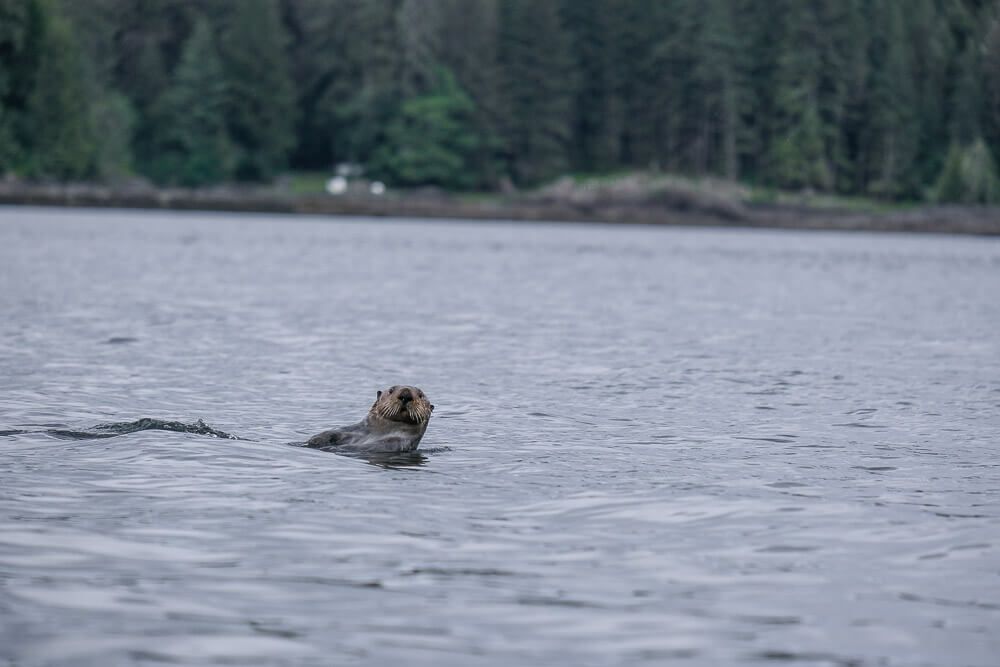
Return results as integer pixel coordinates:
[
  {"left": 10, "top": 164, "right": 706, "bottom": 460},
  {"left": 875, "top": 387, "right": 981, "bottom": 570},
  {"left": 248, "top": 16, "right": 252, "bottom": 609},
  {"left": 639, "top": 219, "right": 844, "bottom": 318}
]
[
  {"left": 2, "top": 173, "right": 997, "bottom": 236},
  {"left": 2, "top": 1, "right": 999, "bottom": 227}
]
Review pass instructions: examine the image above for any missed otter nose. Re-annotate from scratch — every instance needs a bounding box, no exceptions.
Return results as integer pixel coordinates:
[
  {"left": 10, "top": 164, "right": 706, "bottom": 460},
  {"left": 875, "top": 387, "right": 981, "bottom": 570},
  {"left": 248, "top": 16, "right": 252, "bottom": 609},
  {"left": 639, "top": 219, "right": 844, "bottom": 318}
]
[{"left": 398, "top": 388, "right": 413, "bottom": 402}]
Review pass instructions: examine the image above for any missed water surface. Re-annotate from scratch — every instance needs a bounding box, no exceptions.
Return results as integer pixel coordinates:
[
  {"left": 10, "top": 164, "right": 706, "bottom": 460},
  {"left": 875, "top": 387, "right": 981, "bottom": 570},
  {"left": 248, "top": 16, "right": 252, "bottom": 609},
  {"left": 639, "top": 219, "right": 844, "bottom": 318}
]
[{"left": 1, "top": 207, "right": 998, "bottom": 666}]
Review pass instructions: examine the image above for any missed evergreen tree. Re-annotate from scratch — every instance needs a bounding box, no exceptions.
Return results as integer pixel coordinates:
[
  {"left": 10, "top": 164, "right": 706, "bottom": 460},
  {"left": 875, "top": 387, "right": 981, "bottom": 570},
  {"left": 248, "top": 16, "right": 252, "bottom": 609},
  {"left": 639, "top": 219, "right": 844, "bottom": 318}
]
[
  {"left": 342, "top": 0, "right": 405, "bottom": 166},
  {"left": 949, "top": 44, "right": 982, "bottom": 147},
  {"left": 863, "top": 0, "right": 919, "bottom": 198},
  {"left": 561, "top": 0, "right": 620, "bottom": 172},
  {"left": 768, "top": 1, "right": 833, "bottom": 190},
  {"left": 89, "top": 91, "right": 135, "bottom": 180},
  {"left": 369, "top": 68, "right": 483, "bottom": 189},
  {"left": 55, "top": 0, "right": 137, "bottom": 180},
  {"left": 0, "top": 0, "right": 43, "bottom": 171},
  {"left": 611, "top": 0, "right": 664, "bottom": 168},
  {"left": 436, "top": 0, "right": 502, "bottom": 187},
  {"left": 984, "top": 18, "right": 1000, "bottom": 165},
  {"left": 22, "top": 1, "right": 96, "bottom": 179},
  {"left": 690, "top": 0, "right": 741, "bottom": 178},
  {"left": 218, "top": 0, "right": 295, "bottom": 181},
  {"left": 497, "top": 0, "right": 573, "bottom": 185},
  {"left": 905, "top": 0, "right": 956, "bottom": 188},
  {"left": 128, "top": 37, "right": 170, "bottom": 174},
  {"left": 284, "top": 0, "right": 360, "bottom": 169},
  {"left": 814, "top": 0, "right": 867, "bottom": 193},
  {"left": 147, "top": 18, "right": 233, "bottom": 186},
  {"left": 0, "top": 0, "right": 996, "bottom": 202},
  {"left": 98, "top": 0, "right": 189, "bottom": 177},
  {"left": 397, "top": 0, "right": 443, "bottom": 96},
  {"left": 736, "top": 0, "right": 785, "bottom": 184},
  {"left": 934, "top": 138, "right": 1000, "bottom": 204}
]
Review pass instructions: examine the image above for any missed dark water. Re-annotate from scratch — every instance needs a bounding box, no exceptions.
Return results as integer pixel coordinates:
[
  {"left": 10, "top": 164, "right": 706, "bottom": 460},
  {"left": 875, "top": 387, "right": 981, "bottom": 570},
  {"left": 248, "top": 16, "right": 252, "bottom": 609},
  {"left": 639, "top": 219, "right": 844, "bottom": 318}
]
[{"left": 1, "top": 207, "right": 998, "bottom": 666}]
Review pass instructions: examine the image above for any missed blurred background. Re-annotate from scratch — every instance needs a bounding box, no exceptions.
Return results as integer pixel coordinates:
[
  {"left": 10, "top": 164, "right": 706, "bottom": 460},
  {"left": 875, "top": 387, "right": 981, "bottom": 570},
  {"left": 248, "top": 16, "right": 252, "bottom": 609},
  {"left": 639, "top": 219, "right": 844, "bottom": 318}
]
[{"left": 1, "top": 0, "right": 999, "bottom": 205}]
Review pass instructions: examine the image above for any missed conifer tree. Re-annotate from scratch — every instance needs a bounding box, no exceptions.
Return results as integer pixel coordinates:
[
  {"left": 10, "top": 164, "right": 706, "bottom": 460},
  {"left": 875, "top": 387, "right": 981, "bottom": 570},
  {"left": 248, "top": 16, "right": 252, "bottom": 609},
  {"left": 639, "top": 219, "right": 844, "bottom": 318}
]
[
  {"left": 735, "top": 0, "right": 785, "bottom": 184},
  {"left": 369, "top": 68, "right": 482, "bottom": 189},
  {"left": 347, "top": 1, "right": 405, "bottom": 166},
  {"left": 497, "top": 0, "right": 573, "bottom": 185},
  {"left": 218, "top": 0, "right": 295, "bottom": 181},
  {"left": 611, "top": 0, "right": 664, "bottom": 168},
  {"left": 0, "top": 0, "right": 41, "bottom": 170},
  {"left": 285, "top": 0, "right": 361, "bottom": 169},
  {"left": 691, "top": 0, "right": 741, "bottom": 178},
  {"left": 89, "top": 91, "right": 134, "bottom": 180},
  {"left": 147, "top": 18, "right": 232, "bottom": 186},
  {"left": 55, "top": 0, "right": 137, "bottom": 180},
  {"left": 437, "top": 0, "right": 502, "bottom": 187},
  {"left": 905, "top": 0, "right": 955, "bottom": 187},
  {"left": 22, "top": 1, "right": 96, "bottom": 179},
  {"left": 935, "top": 138, "right": 1000, "bottom": 204},
  {"left": 768, "top": 1, "right": 832, "bottom": 190},
  {"left": 863, "top": 0, "right": 918, "bottom": 198},
  {"left": 949, "top": 43, "right": 983, "bottom": 147},
  {"left": 561, "top": 0, "right": 620, "bottom": 172},
  {"left": 398, "top": 0, "right": 443, "bottom": 96},
  {"left": 0, "top": 0, "right": 997, "bottom": 201},
  {"left": 984, "top": 18, "right": 1000, "bottom": 165},
  {"left": 811, "top": 0, "right": 867, "bottom": 193}
]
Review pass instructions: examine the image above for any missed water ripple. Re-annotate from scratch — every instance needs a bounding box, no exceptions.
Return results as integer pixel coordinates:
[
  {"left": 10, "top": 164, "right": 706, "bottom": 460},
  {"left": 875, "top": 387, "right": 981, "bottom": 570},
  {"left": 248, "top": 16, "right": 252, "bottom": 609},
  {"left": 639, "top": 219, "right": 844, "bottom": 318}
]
[{"left": 1, "top": 208, "right": 998, "bottom": 666}]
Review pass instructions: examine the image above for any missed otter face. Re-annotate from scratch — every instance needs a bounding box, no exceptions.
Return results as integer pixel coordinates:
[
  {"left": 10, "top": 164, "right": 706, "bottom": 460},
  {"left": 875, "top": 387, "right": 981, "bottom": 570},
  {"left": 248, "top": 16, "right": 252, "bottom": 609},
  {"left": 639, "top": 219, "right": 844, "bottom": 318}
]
[{"left": 371, "top": 385, "right": 434, "bottom": 425}]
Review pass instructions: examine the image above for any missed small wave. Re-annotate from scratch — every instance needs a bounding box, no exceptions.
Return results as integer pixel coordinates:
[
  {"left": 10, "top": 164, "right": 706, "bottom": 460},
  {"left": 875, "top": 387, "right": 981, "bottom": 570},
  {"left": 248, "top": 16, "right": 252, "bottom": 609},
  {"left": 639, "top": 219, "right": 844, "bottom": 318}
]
[
  {"left": 46, "top": 418, "right": 242, "bottom": 441},
  {"left": 297, "top": 446, "right": 430, "bottom": 468},
  {"left": 417, "top": 446, "right": 452, "bottom": 455},
  {"left": 103, "top": 336, "right": 139, "bottom": 345},
  {"left": 365, "top": 451, "right": 428, "bottom": 468}
]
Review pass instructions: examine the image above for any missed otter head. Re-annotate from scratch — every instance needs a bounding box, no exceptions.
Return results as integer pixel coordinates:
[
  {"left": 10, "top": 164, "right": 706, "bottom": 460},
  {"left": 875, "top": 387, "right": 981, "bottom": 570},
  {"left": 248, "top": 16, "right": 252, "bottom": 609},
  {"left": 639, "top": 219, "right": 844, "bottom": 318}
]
[{"left": 370, "top": 385, "right": 434, "bottom": 425}]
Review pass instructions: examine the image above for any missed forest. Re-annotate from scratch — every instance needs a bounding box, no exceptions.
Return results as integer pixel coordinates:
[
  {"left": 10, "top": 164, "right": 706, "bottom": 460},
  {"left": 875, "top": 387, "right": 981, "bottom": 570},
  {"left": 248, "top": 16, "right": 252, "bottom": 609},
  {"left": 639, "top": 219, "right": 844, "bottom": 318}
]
[{"left": 1, "top": 0, "right": 999, "bottom": 203}]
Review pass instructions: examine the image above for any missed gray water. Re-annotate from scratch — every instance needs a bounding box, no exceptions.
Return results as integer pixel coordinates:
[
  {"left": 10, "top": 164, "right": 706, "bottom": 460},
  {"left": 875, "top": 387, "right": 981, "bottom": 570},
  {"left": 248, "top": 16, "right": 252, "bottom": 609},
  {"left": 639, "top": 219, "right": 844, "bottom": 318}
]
[{"left": 1, "top": 207, "right": 998, "bottom": 667}]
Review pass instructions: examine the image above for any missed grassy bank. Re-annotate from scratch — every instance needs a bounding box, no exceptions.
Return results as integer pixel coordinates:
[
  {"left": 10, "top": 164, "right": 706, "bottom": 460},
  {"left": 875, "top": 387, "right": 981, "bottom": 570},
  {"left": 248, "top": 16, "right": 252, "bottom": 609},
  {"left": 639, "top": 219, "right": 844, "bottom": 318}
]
[{"left": 0, "top": 173, "right": 997, "bottom": 236}]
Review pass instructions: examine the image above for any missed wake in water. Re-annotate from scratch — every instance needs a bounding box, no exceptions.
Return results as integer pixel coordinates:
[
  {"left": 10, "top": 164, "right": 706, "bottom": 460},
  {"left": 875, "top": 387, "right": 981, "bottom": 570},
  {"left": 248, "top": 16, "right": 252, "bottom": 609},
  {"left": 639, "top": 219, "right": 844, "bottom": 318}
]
[
  {"left": 29, "top": 418, "right": 242, "bottom": 441},
  {"left": 2, "top": 419, "right": 448, "bottom": 468}
]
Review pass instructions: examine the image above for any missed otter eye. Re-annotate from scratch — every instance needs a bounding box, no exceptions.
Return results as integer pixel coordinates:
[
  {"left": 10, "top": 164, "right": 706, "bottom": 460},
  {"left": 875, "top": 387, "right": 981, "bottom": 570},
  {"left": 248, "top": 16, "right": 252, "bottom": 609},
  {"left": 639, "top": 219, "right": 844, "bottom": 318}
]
[{"left": 418, "top": 391, "right": 424, "bottom": 398}]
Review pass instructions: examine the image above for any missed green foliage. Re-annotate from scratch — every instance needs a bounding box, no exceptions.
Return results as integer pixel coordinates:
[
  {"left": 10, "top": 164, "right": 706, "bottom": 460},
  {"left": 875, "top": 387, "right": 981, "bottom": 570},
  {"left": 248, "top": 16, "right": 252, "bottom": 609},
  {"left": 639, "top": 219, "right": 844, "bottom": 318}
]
[
  {"left": 934, "top": 139, "right": 1000, "bottom": 204},
  {"left": 497, "top": 0, "right": 573, "bottom": 185},
  {"left": 285, "top": 0, "right": 404, "bottom": 170},
  {"left": 369, "top": 68, "right": 485, "bottom": 190},
  {"left": 0, "top": 0, "right": 34, "bottom": 171},
  {"left": 21, "top": 2, "right": 96, "bottom": 179},
  {"left": 863, "top": 0, "right": 919, "bottom": 198},
  {"left": 435, "top": 0, "right": 502, "bottom": 186},
  {"left": 127, "top": 29, "right": 170, "bottom": 172},
  {"left": 985, "top": 19, "right": 1000, "bottom": 161},
  {"left": 561, "top": 0, "right": 620, "bottom": 171},
  {"left": 771, "top": 104, "right": 832, "bottom": 190},
  {"left": 767, "top": 3, "right": 832, "bottom": 190},
  {"left": 0, "top": 108, "right": 17, "bottom": 171},
  {"left": 218, "top": 0, "right": 295, "bottom": 181},
  {"left": 146, "top": 19, "right": 233, "bottom": 186},
  {"left": 0, "top": 0, "right": 997, "bottom": 201},
  {"left": 90, "top": 91, "right": 135, "bottom": 180}
]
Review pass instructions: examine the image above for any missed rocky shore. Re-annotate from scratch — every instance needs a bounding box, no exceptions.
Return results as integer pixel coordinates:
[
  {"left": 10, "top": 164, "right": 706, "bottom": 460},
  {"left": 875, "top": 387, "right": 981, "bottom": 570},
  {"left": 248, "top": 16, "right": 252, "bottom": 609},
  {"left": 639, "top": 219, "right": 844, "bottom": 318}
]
[{"left": 0, "top": 178, "right": 997, "bottom": 235}]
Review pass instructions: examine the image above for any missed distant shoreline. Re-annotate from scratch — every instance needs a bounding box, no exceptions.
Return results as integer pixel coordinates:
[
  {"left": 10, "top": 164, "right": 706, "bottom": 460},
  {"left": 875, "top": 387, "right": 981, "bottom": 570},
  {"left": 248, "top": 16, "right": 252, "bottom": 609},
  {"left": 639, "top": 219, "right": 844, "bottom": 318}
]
[{"left": 1, "top": 181, "right": 997, "bottom": 236}]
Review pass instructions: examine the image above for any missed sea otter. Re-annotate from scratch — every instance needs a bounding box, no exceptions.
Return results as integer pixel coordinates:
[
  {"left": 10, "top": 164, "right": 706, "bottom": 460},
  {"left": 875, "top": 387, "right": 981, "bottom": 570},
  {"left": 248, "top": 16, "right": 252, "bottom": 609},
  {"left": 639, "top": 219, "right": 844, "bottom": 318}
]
[{"left": 306, "top": 385, "right": 434, "bottom": 454}]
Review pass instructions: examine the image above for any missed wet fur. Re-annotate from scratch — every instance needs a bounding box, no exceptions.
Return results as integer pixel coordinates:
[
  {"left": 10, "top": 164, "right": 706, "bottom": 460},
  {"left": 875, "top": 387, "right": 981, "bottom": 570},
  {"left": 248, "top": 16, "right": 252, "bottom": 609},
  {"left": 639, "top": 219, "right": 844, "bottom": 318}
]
[{"left": 306, "top": 386, "right": 433, "bottom": 453}]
